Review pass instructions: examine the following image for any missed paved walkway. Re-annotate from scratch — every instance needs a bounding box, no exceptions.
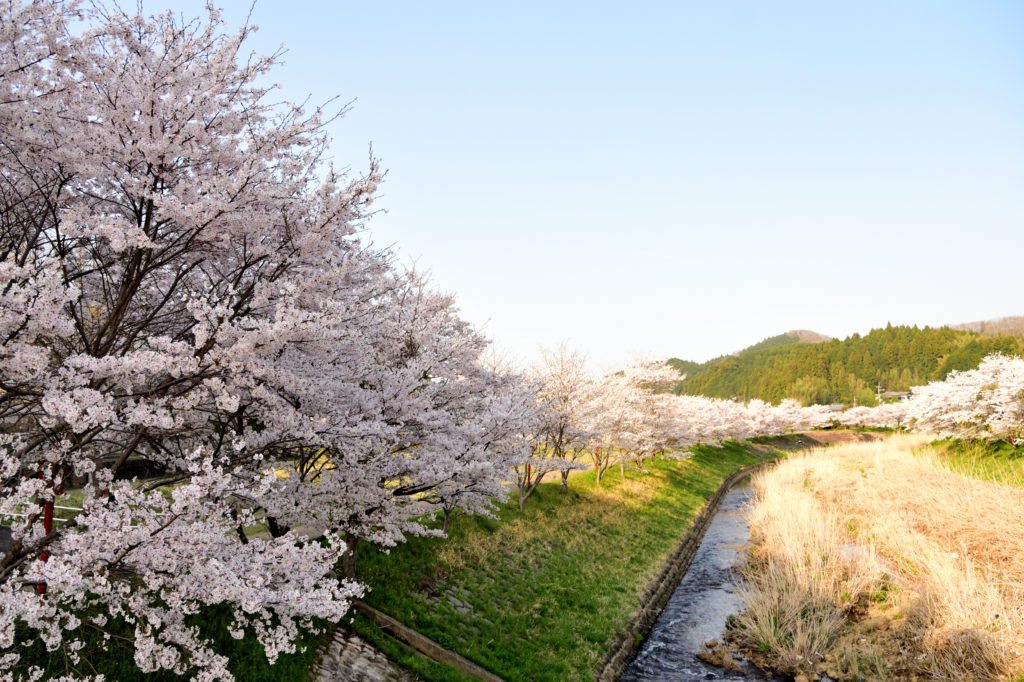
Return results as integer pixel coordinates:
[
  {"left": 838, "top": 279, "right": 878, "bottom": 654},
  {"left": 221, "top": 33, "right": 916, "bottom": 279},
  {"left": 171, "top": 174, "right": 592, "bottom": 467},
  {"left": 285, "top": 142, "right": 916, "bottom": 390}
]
[{"left": 313, "top": 629, "right": 417, "bottom": 682}]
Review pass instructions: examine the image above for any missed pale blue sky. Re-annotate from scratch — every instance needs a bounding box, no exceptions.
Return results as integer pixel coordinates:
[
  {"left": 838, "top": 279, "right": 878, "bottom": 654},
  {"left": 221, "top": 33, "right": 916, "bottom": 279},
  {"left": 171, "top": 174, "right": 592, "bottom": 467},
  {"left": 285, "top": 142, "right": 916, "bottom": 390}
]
[{"left": 169, "top": 1, "right": 1024, "bottom": 367}]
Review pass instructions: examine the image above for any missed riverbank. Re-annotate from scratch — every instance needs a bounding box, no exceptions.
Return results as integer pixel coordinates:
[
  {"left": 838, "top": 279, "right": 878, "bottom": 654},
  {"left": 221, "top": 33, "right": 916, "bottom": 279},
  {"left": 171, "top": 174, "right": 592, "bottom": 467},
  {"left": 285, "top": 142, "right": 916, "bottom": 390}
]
[
  {"left": 619, "top": 480, "right": 766, "bottom": 681},
  {"left": 730, "top": 435, "right": 1024, "bottom": 681},
  {"left": 346, "top": 441, "right": 769, "bottom": 681}
]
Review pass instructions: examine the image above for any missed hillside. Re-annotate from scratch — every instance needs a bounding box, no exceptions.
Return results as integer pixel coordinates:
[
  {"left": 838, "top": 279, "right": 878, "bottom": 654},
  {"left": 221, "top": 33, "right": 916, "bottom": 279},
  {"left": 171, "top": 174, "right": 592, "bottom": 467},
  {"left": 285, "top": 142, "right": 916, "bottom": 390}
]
[
  {"left": 732, "top": 329, "right": 831, "bottom": 355},
  {"left": 951, "top": 315, "right": 1024, "bottom": 337},
  {"left": 667, "top": 330, "right": 831, "bottom": 378},
  {"left": 668, "top": 324, "right": 1024, "bottom": 406}
]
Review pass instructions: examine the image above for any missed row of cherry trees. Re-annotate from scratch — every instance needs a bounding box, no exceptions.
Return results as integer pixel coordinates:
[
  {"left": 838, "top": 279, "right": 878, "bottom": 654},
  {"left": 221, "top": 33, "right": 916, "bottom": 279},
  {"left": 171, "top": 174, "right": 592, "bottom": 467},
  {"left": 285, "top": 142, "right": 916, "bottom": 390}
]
[
  {"left": 524, "top": 349, "right": 838, "bottom": 494},
  {"left": 834, "top": 354, "right": 1024, "bottom": 441},
  {"left": 0, "top": 4, "right": 544, "bottom": 680}
]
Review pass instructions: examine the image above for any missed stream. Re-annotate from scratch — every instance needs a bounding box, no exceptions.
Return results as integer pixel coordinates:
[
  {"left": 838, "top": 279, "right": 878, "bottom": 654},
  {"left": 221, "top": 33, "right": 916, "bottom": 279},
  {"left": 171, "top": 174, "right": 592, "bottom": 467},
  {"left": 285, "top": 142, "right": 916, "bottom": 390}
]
[{"left": 619, "top": 481, "right": 768, "bottom": 681}]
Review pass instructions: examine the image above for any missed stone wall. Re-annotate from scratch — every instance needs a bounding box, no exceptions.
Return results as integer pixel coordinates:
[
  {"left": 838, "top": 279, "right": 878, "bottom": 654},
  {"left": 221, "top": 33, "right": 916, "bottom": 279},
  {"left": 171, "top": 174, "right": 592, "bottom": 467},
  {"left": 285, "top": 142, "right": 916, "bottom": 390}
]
[{"left": 312, "top": 628, "right": 416, "bottom": 682}]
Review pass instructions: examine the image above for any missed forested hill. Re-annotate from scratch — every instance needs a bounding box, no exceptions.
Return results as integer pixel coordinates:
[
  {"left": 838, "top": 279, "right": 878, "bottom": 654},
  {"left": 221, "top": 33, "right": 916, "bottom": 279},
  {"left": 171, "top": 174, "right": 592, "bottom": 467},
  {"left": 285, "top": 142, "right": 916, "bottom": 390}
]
[{"left": 668, "top": 324, "right": 1024, "bottom": 406}]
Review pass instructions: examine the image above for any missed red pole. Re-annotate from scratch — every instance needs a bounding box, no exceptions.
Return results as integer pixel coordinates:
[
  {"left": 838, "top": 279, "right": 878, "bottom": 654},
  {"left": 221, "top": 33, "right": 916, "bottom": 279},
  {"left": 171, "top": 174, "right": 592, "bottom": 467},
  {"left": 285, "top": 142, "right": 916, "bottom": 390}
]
[
  {"left": 36, "top": 466, "right": 65, "bottom": 595},
  {"left": 36, "top": 501, "right": 53, "bottom": 594}
]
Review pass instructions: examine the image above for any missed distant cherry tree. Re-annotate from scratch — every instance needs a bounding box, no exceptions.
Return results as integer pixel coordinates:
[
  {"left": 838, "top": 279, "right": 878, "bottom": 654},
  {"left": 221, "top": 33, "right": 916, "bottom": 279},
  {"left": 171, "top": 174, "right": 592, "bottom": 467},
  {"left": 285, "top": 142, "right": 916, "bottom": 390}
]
[
  {"left": 905, "top": 354, "right": 1024, "bottom": 441},
  {"left": 532, "top": 345, "right": 596, "bottom": 491}
]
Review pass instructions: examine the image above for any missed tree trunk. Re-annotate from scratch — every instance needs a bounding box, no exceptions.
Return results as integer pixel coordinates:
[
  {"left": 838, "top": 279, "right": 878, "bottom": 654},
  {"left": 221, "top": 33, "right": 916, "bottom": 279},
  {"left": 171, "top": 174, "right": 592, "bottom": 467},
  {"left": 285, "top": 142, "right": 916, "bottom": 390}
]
[
  {"left": 560, "top": 470, "right": 569, "bottom": 492},
  {"left": 442, "top": 508, "right": 451, "bottom": 535},
  {"left": 266, "top": 515, "right": 289, "bottom": 538},
  {"left": 341, "top": 533, "right": 359, "bottom": 580}
]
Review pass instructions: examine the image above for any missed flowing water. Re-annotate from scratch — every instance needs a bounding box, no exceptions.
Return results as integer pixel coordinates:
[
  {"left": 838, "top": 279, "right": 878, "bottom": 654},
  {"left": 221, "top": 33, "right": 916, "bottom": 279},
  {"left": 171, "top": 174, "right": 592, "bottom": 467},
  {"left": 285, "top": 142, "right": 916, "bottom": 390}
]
[{"left": 619, "top": 482, "right": 768, "bottom": 681}]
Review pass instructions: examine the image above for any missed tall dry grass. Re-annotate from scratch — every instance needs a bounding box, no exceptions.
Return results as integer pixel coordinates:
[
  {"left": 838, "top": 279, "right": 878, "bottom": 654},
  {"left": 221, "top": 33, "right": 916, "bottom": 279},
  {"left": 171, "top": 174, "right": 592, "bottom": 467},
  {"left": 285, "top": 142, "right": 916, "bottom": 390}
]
[{"left": 737, "top": 434, "right": 1024, "bottom": 681}]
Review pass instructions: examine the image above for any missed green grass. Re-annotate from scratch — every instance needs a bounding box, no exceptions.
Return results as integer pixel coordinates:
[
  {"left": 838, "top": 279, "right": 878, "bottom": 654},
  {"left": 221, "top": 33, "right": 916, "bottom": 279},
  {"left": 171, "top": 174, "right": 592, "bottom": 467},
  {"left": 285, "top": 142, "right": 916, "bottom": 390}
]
[
  {"left": 349, "top": 441, "right": 766, "bottom": 682},
  {"left": 926, "top": 439, "right": 1024, "bottom": 487},
  {"left": 748, "top": 433, "right": 804, "bottom": 444},
  {"left": 347, "top": 612, "right": 480, "bottom": 682}
]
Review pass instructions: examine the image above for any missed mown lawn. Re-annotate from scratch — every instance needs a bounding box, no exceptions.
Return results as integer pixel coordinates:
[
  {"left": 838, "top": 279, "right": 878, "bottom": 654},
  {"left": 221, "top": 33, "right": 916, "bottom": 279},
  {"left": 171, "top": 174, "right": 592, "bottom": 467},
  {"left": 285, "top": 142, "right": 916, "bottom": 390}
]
[{"left": 348, "top": 441, "right": 766, "bottom": 682}]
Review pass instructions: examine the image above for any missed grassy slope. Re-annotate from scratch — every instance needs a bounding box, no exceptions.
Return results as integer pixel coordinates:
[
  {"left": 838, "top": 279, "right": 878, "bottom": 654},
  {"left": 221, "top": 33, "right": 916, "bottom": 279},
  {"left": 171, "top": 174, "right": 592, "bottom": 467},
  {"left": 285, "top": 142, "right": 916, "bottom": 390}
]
[
  {"left": 350, "top": 441, "right": 764, "bottom": 682},
  {"left": 927, "top": 438, "right": 1024, "bottom": 487}
]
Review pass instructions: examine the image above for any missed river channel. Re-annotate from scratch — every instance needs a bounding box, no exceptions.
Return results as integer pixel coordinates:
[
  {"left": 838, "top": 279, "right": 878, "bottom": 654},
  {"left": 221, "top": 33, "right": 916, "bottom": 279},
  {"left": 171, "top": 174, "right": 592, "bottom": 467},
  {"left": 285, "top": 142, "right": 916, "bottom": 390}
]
[{"left": 619, "top": 481, "right": 768, "bottom": 681}]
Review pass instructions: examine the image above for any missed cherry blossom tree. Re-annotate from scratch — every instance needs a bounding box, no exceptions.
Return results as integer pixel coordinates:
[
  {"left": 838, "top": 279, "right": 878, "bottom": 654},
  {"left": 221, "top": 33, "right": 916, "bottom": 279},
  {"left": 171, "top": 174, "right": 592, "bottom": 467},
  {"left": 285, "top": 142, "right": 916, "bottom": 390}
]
[
  {"left": 626, "top": 364, "right": 680, "bottom": 463},
  {"left": 0, "top": 4, "right": 536, "bottom": 679},
  {"left": 586, "top": 372, "right": 637, "bottom": 483},
  {"left": 509, "top": 440, "right": 557, "bottom": 512},
  {"left": 586, "top": 361, "right": 682, "bottom": 480},
  {"left": 821, "top": 355, "right": 1024, "bottom": 437},
  {"left": 532, "top": 345, "right": 595, "bottom": 491},
  {"left": 268, "top": 278, "right": 542, "bottom": 555},
  {"left": 0, "top": 3, "right": 384, "bottom": 677},
  {"left": 258, "top": 276, "right": 493, "bottom": 573},
  {"left": 583, "top": 362, "right": 842, "bottom": 469},
  {"left": 426, "top": 368, "right": 538, "bottom": 532},
  {"left": 905, "top": 354, "right": 1024, "bottom": 441}
]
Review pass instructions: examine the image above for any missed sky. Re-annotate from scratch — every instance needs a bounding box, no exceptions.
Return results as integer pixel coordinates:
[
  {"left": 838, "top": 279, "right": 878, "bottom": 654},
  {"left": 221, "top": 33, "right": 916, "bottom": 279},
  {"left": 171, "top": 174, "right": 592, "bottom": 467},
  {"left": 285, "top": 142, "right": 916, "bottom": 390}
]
[{"left": 167, "top": 1, "right": 1024, "bottom": 369}]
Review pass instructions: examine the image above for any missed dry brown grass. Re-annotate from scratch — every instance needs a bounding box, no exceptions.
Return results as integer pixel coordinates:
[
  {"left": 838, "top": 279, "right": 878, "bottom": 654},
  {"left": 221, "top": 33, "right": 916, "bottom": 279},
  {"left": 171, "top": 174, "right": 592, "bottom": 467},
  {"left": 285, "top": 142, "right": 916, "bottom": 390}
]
[{"left": 736, "top": 434, "right": 1024, "bottom": 681}]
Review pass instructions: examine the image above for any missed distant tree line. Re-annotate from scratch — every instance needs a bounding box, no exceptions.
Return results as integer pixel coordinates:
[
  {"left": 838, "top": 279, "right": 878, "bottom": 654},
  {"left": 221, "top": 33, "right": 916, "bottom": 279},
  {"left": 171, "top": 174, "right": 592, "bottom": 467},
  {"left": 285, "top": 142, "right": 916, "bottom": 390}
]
[{"left": 669, "top": 325, "right": 1024, "bottom": 406}]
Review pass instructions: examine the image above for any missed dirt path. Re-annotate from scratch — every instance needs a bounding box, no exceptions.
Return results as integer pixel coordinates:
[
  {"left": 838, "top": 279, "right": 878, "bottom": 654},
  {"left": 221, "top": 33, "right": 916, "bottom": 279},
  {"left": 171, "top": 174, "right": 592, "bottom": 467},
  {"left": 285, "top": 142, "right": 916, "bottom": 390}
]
[{"left": 797, "top": 430, "right": 885, "bottom": 446}]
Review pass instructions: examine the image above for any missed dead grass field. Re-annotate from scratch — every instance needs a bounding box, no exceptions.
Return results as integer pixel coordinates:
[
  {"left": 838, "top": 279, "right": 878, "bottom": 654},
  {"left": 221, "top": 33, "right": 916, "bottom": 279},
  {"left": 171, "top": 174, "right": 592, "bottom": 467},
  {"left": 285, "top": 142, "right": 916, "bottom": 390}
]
[{"left": 731, "top": 434, "right": 1024, "bottom": 681}]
